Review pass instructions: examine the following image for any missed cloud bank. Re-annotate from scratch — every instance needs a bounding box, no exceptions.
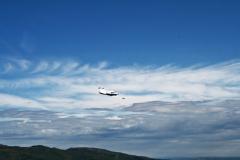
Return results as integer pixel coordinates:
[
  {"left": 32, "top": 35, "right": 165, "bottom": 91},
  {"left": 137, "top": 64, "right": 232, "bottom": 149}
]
[
  {"left": 0, "top": 58, "right": 240, "bottom": 110},
  {"left": 0, "top": 100, "right": 240, "bottom": 157},
  {"left": 0, "top": 58, "right": 240, "bottom": 157}
]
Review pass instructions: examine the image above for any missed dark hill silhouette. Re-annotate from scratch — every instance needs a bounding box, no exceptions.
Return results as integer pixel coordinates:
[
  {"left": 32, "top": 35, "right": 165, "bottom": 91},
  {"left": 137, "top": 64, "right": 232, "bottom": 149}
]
[{"left": 0, "top": 144, "right": 158, "bottom": 160}]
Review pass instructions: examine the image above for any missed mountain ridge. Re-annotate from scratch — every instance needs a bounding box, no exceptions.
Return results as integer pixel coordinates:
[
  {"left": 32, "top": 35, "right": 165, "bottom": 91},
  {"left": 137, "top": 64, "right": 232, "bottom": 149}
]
[{"left": 0, "top": 144, "right": 159, "bottom": 160}]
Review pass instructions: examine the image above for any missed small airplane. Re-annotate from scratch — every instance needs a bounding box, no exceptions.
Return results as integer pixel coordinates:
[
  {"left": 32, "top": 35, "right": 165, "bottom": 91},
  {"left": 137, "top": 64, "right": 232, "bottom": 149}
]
[{"left": 98, "top": 87, "right": 119, "bottom": 96}]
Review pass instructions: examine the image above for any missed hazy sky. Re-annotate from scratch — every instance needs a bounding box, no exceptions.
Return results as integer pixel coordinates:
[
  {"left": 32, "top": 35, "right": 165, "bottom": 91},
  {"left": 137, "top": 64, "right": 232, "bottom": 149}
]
[{"left": 0, "top": 0, "right": 240, "bottom": 158}]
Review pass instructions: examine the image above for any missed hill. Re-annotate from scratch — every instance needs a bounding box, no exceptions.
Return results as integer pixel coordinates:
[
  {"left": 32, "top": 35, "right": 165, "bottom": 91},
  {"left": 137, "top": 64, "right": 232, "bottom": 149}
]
[{"left": 0, "top": 144, "right": 157, "bottom": 160}]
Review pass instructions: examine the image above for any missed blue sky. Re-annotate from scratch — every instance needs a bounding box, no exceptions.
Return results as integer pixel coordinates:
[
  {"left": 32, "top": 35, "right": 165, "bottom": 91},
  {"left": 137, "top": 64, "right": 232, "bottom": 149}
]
[
  {"left": 1, "top": 0, "right": 240, "bottom": 158},
  {"left": 0, "top": 0, "right": 239, "bottom": 66}
]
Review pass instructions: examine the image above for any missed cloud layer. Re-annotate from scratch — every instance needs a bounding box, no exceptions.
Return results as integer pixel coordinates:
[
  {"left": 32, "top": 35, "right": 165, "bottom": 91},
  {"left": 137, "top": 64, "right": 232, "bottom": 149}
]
[
  {"left": 0, "top": 59, "right": 240, "bottom": 110},
  {"left": 0, "top": 59, "right": 240, "bottom": 157},
  {"left": 0, "top": 100, "right": 240, "bottom": 157}
]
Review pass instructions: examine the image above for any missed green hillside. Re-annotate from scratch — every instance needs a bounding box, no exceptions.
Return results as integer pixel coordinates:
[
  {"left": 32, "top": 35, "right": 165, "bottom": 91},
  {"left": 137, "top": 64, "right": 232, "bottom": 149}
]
[{"left": 0, "top": 144, "right": 157, "bottom": 160}]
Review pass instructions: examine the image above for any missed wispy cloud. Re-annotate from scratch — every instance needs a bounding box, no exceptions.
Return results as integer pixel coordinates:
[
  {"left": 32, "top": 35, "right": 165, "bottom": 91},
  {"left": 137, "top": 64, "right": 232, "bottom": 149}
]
[
  {"left": 62, "top": 61, "right": 79, "bottom": 73},
  {"left": 0, "top": 58, "right": 240, "bottom": 157},
  {"left": 0, "top": 93, "right": 44, "bottom": 109},
  {"left": 32, "top": 61, "right": 49, "bottom": 73},
  {"left": 1, "top": 58, "right": 31, "bottom": 73},
  {"left": 3, "top": 63, "right": 14, "bottom": 73},
  {"left": 0, "top": 59, "right": 240, "bottom": 110},
  {"left": 17, "top": 59, "right": 31, "bottom": 70}
]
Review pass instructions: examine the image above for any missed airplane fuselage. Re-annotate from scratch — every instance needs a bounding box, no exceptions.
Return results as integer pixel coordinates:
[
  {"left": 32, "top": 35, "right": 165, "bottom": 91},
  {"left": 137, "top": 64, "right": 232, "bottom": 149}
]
[
  {"left": 99, "top": 92, "right": 118, "bottom": 96},
  {"left": 98, "top": 88, "right": 119, "bottom": 96}
]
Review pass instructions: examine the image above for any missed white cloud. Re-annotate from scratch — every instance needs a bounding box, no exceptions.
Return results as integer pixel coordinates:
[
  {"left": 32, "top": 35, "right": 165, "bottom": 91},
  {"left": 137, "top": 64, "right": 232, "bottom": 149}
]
[
  {"left": 7, "top": 58, "right": 31, "bottom": 71},
  {"left": 18, "top": 59, "right": 31, "bottom": 70},
  {"left": 62, "top": 61, "right": 79, "bottom": 73},
  {"left": 97, "top": 61, "right": 108, "bottom": 69},
  {"left": 0, "top": 93, "right": 45, "bottom": 109},
  {"left": 3, "top": 63, "right": 14, "bottom": 73},
  {"left": 32, "top": 61, "right": 49, "bottom": 73},
  {"left": 49, "top": 61, "right": 62, "bottom": 72},
  {"left": 105, "top": 116, "right": 123, "bottom": 121},
  {"left": 0, "top": 59, "right": 240, "bottom": 110}
]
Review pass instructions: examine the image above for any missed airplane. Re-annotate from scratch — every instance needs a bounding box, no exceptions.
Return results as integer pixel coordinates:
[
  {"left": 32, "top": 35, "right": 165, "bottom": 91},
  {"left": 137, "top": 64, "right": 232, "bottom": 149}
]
[{"left": 98, "top": 87, "right": 119, "bottom": 96}]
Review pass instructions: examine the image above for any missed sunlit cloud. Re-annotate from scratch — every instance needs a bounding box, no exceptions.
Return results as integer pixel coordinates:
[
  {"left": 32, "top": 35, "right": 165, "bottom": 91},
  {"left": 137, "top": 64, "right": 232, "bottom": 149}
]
[
  {"left": 0, "top": 58, "right": 240, "bottom": 110},
  {"left": 0, "top": 59, "right": 240, "bottom": 157}
]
